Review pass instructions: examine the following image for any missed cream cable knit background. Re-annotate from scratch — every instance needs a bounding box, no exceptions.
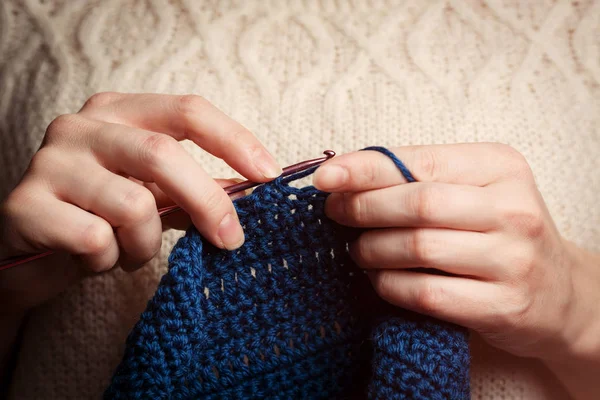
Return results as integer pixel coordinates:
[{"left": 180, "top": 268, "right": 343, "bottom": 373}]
[{"left": 1, "top": 0, "right": 599, "bottom": 399}]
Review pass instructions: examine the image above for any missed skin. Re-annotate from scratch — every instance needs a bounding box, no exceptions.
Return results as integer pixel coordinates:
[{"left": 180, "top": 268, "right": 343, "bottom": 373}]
[
  {"left": 0, "top": 92, "right": 281, "bottom": 386},
  {"left": 0, "top": 92, "right": 281, "bottom": 311},
  {"left": 313, "top": 144, "right": 600, "bottom": 400},
  {"left": 0, "top": 95, "right": 597, "bottom": 398}
]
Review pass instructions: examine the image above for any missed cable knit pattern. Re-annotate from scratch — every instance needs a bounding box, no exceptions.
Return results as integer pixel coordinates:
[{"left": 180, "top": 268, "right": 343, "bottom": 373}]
[
  {"left": 105, "top": 151, "right": 470, "bottom": 399},
  {"left": 1, "top": 1, "right": 598, "bottom": 399}
]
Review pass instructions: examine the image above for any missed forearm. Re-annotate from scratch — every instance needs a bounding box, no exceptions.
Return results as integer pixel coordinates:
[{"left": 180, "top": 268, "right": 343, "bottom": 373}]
[{"left": 545, "top": 246, "right": 600, "bottom": 400}]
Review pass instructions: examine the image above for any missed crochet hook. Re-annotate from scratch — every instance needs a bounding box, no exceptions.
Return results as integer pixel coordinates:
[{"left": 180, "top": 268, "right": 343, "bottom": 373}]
[
  {"left": 0, "top": 150, "right": 336, "bottom": 271},
  {"left": 156, "top": 150, "right": 336, "bottom": 218}
]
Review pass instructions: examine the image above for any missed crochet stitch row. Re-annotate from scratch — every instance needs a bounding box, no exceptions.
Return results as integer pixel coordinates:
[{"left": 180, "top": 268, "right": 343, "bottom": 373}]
[{"left": 105, "top": 147, "right": 470, "bottom": 399}]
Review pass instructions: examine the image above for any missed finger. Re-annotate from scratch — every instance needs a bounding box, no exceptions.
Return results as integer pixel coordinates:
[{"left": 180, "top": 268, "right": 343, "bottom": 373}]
[
  {"left": 351, "top": 228, "right": 505, "bottom": 279},
  {"left": 314, "top": 143, "right": 530, "bottom": 192},
  {"left": 4, "top": 187, "right": 119, "bottom": 273},
  {"left": 86, "top": 122, "right": 245, "bottom": 250},
  {"left": 325, "top": 182, "right": 496, "bottom": 231},
  {"left": 368, "top": 269, "right": 503, "bottom": 330},
  {"left": 52, "top": 164, "right": 163, "bottom": 271},
  {"left": 139, "top": 180, "right": 192, "bottom": 232},
  {"left": 79, "top": 92, "right": 282, "bottom": 181},
  {"left": 141, "top": 179, "right": 250, "bottom": 232},
  {"left": 139, "top": 178, "right": 251, "bottom": 210}
]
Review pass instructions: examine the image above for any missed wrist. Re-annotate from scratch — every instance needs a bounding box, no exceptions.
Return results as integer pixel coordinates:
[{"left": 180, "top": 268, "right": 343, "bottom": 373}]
[
  {"left": 543, "top": 242, "right": 600, "bottom": 399},
  {"left": 564, "top": 242, "right": 600, "bottom": 358}
]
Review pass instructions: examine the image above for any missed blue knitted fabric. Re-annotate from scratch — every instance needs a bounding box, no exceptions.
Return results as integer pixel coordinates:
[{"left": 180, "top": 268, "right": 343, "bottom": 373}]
[{"left": 105, "top": 147, "right": 470, "bottom": 399}]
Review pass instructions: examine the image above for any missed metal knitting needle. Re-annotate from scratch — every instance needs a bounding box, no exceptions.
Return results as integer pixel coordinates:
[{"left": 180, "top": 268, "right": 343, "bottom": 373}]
[{"left": 0, "top": 150, "right": 336, "bottom": 271}]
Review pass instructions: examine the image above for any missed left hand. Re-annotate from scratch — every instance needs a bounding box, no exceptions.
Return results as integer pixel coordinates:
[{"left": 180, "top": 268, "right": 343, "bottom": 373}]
[{"left": 313, "top": 143, "right": 600, "bottom": 363}]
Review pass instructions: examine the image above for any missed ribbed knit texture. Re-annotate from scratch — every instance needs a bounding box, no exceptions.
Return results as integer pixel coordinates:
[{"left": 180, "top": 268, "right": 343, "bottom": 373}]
[
  {"left": 105, "top": 148, "right": 470, "bottom": 399},
  {"left": 2, "top": 1, "right": 598, "bottom": 399}
]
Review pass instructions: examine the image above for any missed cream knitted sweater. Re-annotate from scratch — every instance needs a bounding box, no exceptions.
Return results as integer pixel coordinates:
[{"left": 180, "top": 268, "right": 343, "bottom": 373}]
[{"left": 1, "top": 0, "right": 599, "bottom": 399}]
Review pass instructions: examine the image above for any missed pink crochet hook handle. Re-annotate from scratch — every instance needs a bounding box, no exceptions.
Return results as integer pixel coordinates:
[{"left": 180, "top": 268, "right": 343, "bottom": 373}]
[{"left": 0, "top": 150, "right": 335, "bottom": 271}]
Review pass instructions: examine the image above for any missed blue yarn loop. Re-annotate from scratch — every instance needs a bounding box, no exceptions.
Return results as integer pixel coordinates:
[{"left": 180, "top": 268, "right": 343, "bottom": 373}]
[
  {"left": 105, "top": 147, "right": 470, "bottom": 399},
  {"left": 361, "top": 146, "right": 416, "bottom": 182}
]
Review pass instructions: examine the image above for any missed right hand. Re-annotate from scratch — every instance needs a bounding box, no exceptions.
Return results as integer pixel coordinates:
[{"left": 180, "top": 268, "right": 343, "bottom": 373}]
[{"left": 0, "top": 92, "right": 281, "bottom": 311}]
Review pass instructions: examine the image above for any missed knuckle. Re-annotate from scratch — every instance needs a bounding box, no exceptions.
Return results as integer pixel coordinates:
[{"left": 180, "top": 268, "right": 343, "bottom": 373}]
[
  {"left": 175, "top": 94, "right": 215, "bottom": 141},
  {"left": 188, "top": 187, "right": 231, "bottom": 226},
  {"left": 415, "top": 147, "right": 443, "bottom": 181},
  {"left": 415, "top": 281, "right": 444, "bottom": 314},
  {"left": 352, "top": 159, "right": 378, "bottom": 187},
  {"left": 411, "top": 185, "right": 438, "bottom": 224},
  {"left": 227, "top": 128, "right": 253, "bottom": 144},
  {"left": 504, "top": 206, "right": 546, "bottom": 239},
  {"left": 521, "top": 210, "right": 546, "bottom": 239},
  {"left": 493, "top": 143, "right": 533, "bottom": 179},
  {"left": 346, "top": 193, "right": 368, "bottom": 224},
  {"left": 82, "top": 92, "right": 120, "bottom": 109},
  {"left": 372, "top": 272, "right": 396, "bottom": 301},
  {"left": 493, "top": 143, "right": 522, "bottom": 160},
  {"left": 119, "top": 186, "right": 156, "bottom": 223},
  {"left": 221, "top": 130, "right": 258, "bottom": 158},
  {"left": 498, "top": 287, "right": 532, "bottom": 328},
  {"left": 177, "top": 94, "right": 209, "bottom": 117},
  {"left": 140, "top": 134, "right": 180, "bottom": 167},
  {"left": 45, "top": 114, "right": 82, "bottom": 140},
  {"left": 3, "top": 181, "right": 43, "bottom": 219},
  {"left": 200, "top": 189, "right": 229, "bottom": 216},
  {"left": 508, "top": 245, "right": 538, "bottom": 282},
  {"left": 409, "top": 229, "right": 431, "bottom": 264},
  {"left": 81, "top": 221, "right": 114, "bottom": 255},
  {"left": 2, "top": 187, "right": 31, "bottom": 222},
  {"left": 352, "top": 234, "right": 373, "bottom": 265},
  {"left": 28, "top": 148, "right": 61, "bottom": 174}
]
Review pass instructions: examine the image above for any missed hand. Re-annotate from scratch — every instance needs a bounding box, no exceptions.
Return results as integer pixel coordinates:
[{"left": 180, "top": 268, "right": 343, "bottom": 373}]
[
  {"left": 0, "top": 92, "right": 281, "bottom": 311},
  {"left": 313, "top": 143, "right": 600, "bottom": 365}
]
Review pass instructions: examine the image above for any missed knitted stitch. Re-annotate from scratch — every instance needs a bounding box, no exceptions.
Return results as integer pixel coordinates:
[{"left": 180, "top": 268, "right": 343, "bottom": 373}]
[{"left": 105, "top": 148, "right": 470, "bottom": 399}]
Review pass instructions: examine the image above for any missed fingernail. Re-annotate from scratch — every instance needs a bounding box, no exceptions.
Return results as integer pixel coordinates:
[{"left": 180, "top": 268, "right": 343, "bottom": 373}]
[
  {"left": 314, "top": 165, "right": 348, "bottom": 190},
  {"left": 218, "top": 213, "right": 245, "bottom": 250},
  {"left": 253, "top": 149, "right": 282, "bottom": 179}
]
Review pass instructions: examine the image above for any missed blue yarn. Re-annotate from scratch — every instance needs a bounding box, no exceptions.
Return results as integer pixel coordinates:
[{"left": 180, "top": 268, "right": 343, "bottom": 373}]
[
  {"left": 105, "top": 147, "right": 470, "bottom": 399},
  {"left": 361, "top": 146, "right": 416, "bottom": 183}
]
